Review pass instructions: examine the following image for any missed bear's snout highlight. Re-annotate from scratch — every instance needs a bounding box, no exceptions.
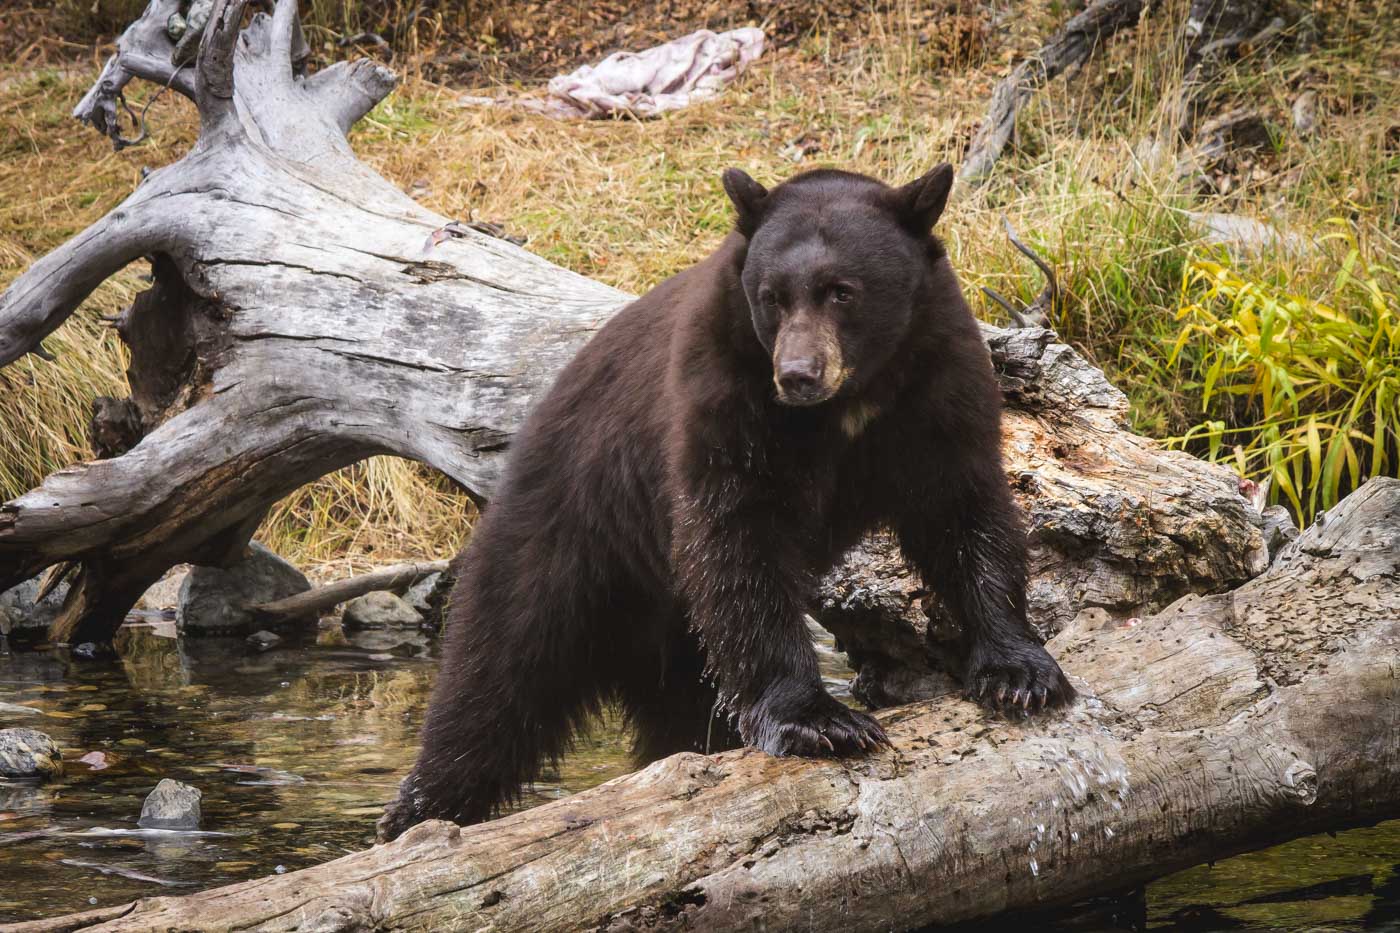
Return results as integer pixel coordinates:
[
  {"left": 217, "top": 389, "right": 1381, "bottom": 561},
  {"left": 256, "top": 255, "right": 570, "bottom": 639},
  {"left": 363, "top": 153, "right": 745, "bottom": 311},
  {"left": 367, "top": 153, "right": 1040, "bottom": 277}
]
[{"left": 772, "top": 313, "right": 844, "bottom": 406}]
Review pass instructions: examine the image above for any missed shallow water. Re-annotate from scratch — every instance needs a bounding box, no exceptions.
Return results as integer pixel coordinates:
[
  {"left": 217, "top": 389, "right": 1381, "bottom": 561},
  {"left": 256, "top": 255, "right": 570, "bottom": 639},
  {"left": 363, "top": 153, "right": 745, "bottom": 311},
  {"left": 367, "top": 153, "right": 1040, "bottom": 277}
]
[{"left": 0, "top": 621, "right": 1396, "bottom": 928}]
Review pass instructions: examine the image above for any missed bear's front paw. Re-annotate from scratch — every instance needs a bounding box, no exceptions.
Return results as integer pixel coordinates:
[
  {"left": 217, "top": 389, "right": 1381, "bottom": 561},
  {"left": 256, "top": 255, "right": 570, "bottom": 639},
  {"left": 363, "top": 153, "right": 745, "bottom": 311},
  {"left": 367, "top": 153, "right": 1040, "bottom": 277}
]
[
  {"left": 966, "top": 636, "right": 1076, "bottom": 714},
  {"left": 742, "top": 684, "right": 890, "bottom": 757}
]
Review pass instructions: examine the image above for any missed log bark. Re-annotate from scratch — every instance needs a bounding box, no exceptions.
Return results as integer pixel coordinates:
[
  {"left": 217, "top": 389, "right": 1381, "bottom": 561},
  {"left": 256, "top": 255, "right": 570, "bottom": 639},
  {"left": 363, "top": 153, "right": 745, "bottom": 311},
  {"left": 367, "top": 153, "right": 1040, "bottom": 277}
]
[{"left": 10, "top": 478, "right": 1398, "bottom": 933}]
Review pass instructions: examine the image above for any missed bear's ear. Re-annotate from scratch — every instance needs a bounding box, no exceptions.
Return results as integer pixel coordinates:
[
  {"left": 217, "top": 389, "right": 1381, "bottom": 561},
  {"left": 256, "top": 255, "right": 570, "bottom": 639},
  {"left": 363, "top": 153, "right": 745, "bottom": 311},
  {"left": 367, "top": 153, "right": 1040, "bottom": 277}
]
[
  {"left": 895, "top": 163, "right": 955, "bottom": 235},
  {"left": 722, "top": 168, "right": 769, "bottom": 237}
]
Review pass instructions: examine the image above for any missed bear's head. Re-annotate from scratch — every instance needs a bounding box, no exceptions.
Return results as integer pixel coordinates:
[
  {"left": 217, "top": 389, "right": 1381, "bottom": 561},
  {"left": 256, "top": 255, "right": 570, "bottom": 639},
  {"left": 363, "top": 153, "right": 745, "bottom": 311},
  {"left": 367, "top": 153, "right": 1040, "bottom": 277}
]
[{"left": 723, "top": 164, "right": 954, "bottom": 406}]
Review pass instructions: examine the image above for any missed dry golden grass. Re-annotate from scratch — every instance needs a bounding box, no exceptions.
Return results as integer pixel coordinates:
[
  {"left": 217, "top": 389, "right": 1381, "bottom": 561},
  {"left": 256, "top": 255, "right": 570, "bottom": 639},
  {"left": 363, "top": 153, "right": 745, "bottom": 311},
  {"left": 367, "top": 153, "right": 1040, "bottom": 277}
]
[{"left": 1, "top": 1, "right": 1397, "bottom": 567}]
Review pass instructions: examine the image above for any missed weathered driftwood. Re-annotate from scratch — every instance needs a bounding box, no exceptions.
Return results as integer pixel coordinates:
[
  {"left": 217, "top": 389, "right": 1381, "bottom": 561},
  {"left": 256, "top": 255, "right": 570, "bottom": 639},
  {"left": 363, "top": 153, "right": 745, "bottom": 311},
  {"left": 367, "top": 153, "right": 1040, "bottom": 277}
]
[
  {"left": 959, "top": 0, "right": 1151, "bottom": 184},
  {"left": 250, "top": 559, "right": 448, "bottom": 623},
  {"left": 0, "top": 0, "right": 1263, "bottom": 658},
  {"left": 0, "top": 0, "right": 624, "bottom": 645},
  {"left": 11, "top": 478, "right": 1397, "bottom": 932}
]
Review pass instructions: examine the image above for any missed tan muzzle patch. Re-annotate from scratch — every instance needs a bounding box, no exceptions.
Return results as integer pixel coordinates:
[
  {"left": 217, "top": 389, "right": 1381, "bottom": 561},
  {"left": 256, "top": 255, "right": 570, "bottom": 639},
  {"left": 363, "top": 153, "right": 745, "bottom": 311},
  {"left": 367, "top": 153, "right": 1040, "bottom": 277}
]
[{"left": 772, "top": 312, "right": 846, "bottom": 403}]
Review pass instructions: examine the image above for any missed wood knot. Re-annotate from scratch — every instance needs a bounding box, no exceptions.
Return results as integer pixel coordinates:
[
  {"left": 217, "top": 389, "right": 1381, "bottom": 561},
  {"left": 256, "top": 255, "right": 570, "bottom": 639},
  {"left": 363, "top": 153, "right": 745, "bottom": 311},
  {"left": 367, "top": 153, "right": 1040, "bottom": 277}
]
[{"left": 1282, "top": 759, "right": 1317, "bottom": 805}]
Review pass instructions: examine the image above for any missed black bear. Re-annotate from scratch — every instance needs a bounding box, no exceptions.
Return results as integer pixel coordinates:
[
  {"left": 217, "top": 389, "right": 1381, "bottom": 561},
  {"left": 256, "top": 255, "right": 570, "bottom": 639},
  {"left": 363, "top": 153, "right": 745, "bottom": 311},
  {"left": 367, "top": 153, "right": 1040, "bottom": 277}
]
[{"left": 377, "top": 163, "right": 1075, "bottom": 842}]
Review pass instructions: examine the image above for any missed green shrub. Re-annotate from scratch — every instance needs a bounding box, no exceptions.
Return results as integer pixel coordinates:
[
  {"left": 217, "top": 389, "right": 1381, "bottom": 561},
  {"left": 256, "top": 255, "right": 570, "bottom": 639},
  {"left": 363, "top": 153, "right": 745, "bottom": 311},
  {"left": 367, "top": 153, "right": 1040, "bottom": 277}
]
[{"left": 1169, "top": 226, "right": 1399, "bottom": 522}]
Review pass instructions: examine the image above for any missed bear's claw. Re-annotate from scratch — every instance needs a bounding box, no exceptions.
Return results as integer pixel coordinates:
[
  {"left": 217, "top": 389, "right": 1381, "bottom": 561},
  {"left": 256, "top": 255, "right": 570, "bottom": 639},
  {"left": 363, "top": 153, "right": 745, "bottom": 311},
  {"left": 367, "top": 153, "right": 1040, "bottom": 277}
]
[
  {"left": 747, "top": 688, "right": 891, "bottom": 758},
  {"left": 967, "top": 635, "right": 1076, "bottom": 716}
]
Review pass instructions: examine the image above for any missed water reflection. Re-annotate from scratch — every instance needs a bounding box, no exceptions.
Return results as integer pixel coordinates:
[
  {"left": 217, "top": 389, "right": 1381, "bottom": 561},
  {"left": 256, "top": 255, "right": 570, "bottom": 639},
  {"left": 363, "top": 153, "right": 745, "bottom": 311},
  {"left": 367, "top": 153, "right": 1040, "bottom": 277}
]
[{"left": 0, "top": 622, "right": 635, "bottom": 922}]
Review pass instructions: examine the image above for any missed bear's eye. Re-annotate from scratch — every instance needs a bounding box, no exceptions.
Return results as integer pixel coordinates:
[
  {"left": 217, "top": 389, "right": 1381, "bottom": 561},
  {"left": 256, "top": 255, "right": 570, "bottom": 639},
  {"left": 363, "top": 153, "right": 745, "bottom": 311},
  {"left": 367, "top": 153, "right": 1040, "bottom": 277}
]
[
  {"left": 759, "top": 289, "right": 778, "bottom": 309},
  {"left": 830, "top": 285, "right": 855, "bottom": 305}
]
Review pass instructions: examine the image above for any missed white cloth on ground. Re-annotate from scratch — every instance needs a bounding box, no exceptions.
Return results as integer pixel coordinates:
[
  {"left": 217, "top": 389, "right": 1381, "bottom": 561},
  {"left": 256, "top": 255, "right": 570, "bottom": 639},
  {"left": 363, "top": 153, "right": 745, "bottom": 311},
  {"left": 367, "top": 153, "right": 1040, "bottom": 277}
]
[{"left": 538, "top": 27, "right": 766, "bottom": 119}]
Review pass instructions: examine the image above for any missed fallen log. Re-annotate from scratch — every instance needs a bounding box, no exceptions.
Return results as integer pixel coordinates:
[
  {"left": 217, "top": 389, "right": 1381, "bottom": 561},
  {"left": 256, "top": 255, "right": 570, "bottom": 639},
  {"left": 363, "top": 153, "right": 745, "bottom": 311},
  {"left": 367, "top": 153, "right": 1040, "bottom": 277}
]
[
  {"left": 958, "top": 0, "right": 1152, "bottom": 185},
  {"left": 10, "top": 478, "right": 1397, "bottom": 932}
]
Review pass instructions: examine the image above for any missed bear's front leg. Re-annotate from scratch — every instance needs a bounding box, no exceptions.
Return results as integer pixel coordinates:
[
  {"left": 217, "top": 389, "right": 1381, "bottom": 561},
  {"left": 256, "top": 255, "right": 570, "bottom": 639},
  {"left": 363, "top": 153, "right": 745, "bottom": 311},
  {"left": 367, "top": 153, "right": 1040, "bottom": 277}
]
[
  {"left": 898, "top": 473, "right": 1076, "bottom": 714},
  {"left": 673, "top": 485, "right": 887, "bottom": 757}
]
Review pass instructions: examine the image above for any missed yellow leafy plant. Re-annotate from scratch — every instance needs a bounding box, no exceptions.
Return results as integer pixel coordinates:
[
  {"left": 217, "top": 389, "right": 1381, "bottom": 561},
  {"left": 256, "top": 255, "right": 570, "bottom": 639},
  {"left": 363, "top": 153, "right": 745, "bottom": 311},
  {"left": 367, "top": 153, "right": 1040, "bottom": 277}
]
[{"left": 1169, "top": 224, "right": 1399, "bottom": 523}]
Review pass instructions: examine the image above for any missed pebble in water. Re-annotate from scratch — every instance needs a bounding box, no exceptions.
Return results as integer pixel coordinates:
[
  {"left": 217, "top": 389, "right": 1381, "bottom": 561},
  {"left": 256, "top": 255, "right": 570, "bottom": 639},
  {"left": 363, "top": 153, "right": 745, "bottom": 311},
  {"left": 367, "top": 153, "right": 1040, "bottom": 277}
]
[{"left": 138, "top": 779, "right": 203, "bottom": 831}]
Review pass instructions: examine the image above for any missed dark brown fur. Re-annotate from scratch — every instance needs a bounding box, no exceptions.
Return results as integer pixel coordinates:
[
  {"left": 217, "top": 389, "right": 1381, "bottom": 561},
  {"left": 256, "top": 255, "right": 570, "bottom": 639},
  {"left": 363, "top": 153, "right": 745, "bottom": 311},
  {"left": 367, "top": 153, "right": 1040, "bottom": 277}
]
[{"left": 378, "top": 164, "right": 1074, "bottom": 841}]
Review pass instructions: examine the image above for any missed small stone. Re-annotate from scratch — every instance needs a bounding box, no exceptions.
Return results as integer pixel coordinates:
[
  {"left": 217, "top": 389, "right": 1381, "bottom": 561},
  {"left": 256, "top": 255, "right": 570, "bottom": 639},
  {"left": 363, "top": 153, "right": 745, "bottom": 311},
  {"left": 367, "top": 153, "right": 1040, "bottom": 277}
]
[
  {"left": 138, "top": 778, "right": 203, "bottom": 830},
  {"left": 0, "top": 576, "right": 70, "bottom": 636},
  {"left": 73, "top": 643, "right": 99, "bottom": 659},
  {"left": 271, "top": 822, "right": 301, "bottom": 830},
  {"left": 342, "top": 591, "right": 423, "bottom": 630},
  {"left": 246, "top": 630, "right": 283, "bottom": 652},
  {"left": 0, "top": 728, "right": 63, "bottom": 781},
  {"left": 137, "top": 566, "right": 191, "bottom": 611},
  {"left": 1292, "top": 90, "right": 1318, "bottom": 136},
  {"left": 403, "top": 573, "right": 441, "bottom": 615}
]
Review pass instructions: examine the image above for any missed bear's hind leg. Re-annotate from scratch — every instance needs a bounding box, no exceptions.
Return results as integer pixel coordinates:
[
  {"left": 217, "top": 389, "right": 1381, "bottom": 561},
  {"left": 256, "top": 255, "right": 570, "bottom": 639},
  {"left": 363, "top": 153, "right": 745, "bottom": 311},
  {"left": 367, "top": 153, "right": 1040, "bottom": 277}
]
[
  {"left": 621, "top": 632, "right": 739, "bottom": 765},
  {"left": 377, "top": 554, "right": 609, "bottom": 842}
]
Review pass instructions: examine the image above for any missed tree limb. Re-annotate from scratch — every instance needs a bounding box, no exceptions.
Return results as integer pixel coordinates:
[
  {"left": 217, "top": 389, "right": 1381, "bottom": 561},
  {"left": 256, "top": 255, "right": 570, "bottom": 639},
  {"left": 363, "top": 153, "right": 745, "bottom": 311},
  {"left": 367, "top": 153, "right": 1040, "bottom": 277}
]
[
  {"left": 960, "top": 0, "right": 1151, "bottom": 184},
  {"left": 251, "top": 560, "right": 449, "bottom": 622}
]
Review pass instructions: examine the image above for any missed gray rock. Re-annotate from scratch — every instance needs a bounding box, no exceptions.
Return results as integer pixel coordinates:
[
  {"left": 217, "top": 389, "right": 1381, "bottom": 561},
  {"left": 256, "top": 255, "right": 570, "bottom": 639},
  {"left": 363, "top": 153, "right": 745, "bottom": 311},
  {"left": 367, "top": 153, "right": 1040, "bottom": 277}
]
[
  {"left": 0, "top": 728, "right": 62, "bottom": 781},
  {"left": 137, "top": 565, "right": 191, "bottom": 611},
  {"left": 177, "top": 542, "right": 310, "bottom": 634},
  {"left": 246, "top": 630, "right": 283, "bottom": 652},
  {"left": 138, "top": 778, "right": 202, "bottom": 830},
  {"left": 403, "top": 573, "right": 441, "bottom": 615},
  {"left": 0, "top": 576, "right": 70, "bottom": 636},
  {"left": 408, "top": 569, "right": 456, "bottom": 631},
  {"left": 342, "top": 590, "right": 422, "bottom": 629}
]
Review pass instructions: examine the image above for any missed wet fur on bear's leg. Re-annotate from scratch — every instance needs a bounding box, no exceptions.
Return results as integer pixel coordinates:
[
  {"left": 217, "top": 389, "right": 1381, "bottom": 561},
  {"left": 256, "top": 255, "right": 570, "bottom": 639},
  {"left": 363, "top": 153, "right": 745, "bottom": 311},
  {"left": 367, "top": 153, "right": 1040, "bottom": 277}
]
[
  {"left": 377, "top": 519, "right": 619, "bottom": 842},
  {"left": 896, "top": 472, "right": 1076, "bottom": 714},
  {"left": 621, "top": 634, "right": 741, "bottom": 763}
]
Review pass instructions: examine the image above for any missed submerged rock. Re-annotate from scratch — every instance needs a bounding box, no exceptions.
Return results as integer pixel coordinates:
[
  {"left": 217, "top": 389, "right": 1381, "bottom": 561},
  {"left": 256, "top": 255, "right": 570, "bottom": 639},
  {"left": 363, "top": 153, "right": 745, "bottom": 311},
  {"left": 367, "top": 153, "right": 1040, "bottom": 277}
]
[
  {"left": 138, "top": 778, "right": 202, "bottom": 830},
  {"left": 0, "top": 576, "right": 70, "bottom": 636},
  {"left": 348, "top": 627, "right": 432, "bottom": 657},
  {"left": 0, "top": 728, "right": 63, "bottom": 781},
  {"left": 178, "top": 542, "right": 310, "bottom": 634},
  {"left": 343, "top": 591, "right": 422, "bottom": 629},
  {"left": 246, "top": 630, "right": 283, "bottom": 652}
]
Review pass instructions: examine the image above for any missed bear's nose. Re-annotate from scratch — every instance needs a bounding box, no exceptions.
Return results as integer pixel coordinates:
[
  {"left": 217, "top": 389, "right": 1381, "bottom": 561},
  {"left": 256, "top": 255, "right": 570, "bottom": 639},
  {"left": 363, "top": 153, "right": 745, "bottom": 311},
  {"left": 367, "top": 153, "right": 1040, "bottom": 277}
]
[{"left": 777, "top": 358, "right": 824, "bottom": 398}]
